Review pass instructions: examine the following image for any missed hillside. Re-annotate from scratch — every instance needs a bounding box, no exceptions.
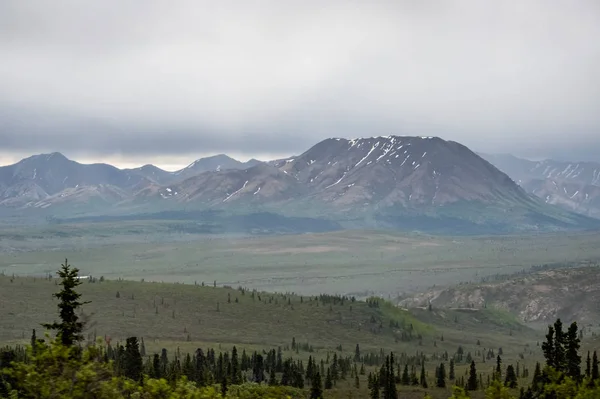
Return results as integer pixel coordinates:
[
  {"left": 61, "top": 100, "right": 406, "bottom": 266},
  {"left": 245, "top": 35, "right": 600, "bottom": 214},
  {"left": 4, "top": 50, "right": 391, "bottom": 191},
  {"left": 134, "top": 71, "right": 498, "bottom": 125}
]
[
  {"left": 481, "top": 153, "right": 600, "bottom": 218},
  {"left": 399, "top": 265, "right": 600, "bottom": 325}
]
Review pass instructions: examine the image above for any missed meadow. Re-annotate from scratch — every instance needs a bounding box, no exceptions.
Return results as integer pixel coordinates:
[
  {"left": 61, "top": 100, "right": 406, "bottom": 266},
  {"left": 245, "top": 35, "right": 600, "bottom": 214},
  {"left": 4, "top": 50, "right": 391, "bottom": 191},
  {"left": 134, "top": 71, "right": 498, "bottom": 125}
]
[{"left": 2, "top": 221, "right": 600, "bottom": 299}]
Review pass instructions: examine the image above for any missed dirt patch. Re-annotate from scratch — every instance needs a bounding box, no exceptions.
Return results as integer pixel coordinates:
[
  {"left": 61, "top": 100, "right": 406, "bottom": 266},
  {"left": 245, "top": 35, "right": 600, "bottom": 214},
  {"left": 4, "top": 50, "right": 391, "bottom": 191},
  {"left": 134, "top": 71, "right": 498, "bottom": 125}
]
[{"left": 225, "top": 245, "right": 344, "bottom": 255}]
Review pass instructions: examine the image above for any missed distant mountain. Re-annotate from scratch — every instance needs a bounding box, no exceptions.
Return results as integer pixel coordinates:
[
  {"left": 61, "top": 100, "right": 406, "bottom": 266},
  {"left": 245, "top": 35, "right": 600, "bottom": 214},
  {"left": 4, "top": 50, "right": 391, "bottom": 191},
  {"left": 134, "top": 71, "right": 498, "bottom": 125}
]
[
  {"left": 480, "top": 153, "right": 600, "bottom": 218},
  {"left": 0, "top": 152, "right": 264, "bottom": 209},
  {"left": 130, "top": 136, "right": 597, "bottom": 233},
  {"left": 2, "top": 141, "right": 599, "bottom": 234},
  {"left": 172, "top": 154, "right": 263, "bottom": 181},
  {"left": 0, "top": 152, "right": 152, "bottom": 207}
]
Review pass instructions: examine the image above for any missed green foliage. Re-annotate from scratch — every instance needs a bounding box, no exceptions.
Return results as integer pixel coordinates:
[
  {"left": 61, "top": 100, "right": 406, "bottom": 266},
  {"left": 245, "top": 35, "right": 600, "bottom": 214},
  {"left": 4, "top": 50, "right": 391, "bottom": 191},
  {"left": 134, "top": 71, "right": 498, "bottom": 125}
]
[{"left": 41, "top": 259, "right": 90, "bottom": 346}]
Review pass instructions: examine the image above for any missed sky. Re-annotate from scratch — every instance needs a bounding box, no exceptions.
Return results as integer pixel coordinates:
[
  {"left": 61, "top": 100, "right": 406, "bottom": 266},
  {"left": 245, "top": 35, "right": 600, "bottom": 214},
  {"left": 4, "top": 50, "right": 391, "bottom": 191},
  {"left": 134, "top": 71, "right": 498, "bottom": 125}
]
[{"left": 1, "top": 1, "right": 599, "bottom": 170}]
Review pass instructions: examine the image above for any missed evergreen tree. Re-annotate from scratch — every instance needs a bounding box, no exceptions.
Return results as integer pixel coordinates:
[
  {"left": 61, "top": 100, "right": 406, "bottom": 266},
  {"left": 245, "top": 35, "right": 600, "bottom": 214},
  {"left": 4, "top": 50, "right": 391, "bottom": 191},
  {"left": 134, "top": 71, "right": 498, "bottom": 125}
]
[
  {"left": 532, "top": 362, "right": 542, "bottom": 391},
  {"left": 566, "top": 321, "right": 581, "bottom": 380},
  {"left": 437, "top": 363, "right": 446, "bottom": 388},
  {"left": 310, "top": 372, "right": 323, "bottom": 399},
  {"left": 496, "top": 355, "right": 502, "bottom": 380},
  {"left": 420, "top": 363, "right": 428, "bottom": 388},
  {"left": 123, "top": 337, "right": 143, "bottom": 381},
  {"left": 268, "top": 367, "right": 278, "bottom": 386},
  {"left": 42, "top": 259, "right": 90, "bottom": 346},
  {"left": 355, "top": 344, "right": 361, "bottom": 362},
  {"left": 592, "top": 351, "right": 599, "bottom": 381},
  {"left": 325, "top": 368, "right": 333, "bottom": 389},
  {"left": 401, "top": 364, "right": 410, "bottom": 385},
  {"left": 586, "top": 351, "right": 591, "bottom": 378},
  {"left": 553, "top": 319, "right": 566, "bottom": 372},
  {"left": 152, "top": 354, "right": 161, "bottom": 379},
  {"left": 231, "top": 346, "right": 241, "bottom": 384},
  {"left": 370, "top": 374, "right": 380, "bottom": 399},
  {"left": 449, "top": 358, "right": 455, "bottom": 380},
  {"left": 140, "top": 337, "right": 146, "bottom": 357},
  {"left": 467, "top": 360, "right": 478, "bottom": 391},
  {"left": 504, "top": 364, "right": 517, "bottom": 388},
  {"left": 542, "top": 325, "right": 555, "bottom": 369},
  {"left": 30, "top": 329, "right": 37, "bottom": 355}
]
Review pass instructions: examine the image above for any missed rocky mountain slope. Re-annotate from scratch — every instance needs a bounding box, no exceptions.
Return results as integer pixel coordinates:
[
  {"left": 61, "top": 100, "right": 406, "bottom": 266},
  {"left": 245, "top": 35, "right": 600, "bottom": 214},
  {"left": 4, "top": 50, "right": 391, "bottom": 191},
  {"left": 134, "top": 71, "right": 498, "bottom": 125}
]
[
  {"left": 1, "top": 137, "right": 599, "bottom": 233},
  {"left": 399, "top": 265, "right": 600, "bottom": 325},
  {"left": 0, "top": 153, "right": 260, "bottom": 209},
  {"left": 130, "top": 136, "right": 596, "bottom": 232},
  {"left": 481, "top": 153, "right": 600, "bottom": 218}
]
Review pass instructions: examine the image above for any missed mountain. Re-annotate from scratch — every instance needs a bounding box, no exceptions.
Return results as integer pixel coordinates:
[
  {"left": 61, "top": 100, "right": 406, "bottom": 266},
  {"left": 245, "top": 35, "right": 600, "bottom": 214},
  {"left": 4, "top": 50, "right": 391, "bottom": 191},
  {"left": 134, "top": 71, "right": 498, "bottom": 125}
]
[
  {"left": 172, "top": 154, "right": 263, "bottom": 181},
  {"left": 480, "top": 153, "right": 600, "bottom": 218},
  {"left": 130, "top": 136, "right": 598, "bottom": 233},
  {"left": 0, "top": 152, "right": 152, "bottom": 207},
  {"left": 2, "top": 139, "right": 599, "bottom": 234},
  {"left": 135, "top": 162, "right": 306, "bottom": 206},
  {"left": 0, "top": 153, "right": 263, "bottom": 210}
]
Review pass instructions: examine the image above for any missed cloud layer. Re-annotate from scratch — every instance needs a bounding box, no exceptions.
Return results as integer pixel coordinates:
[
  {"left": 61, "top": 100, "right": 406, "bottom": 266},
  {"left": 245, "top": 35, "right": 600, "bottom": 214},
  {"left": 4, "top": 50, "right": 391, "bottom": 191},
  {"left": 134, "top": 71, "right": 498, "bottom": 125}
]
[{"left": 1, "top": 0, "right": 599, "bottom": 165}]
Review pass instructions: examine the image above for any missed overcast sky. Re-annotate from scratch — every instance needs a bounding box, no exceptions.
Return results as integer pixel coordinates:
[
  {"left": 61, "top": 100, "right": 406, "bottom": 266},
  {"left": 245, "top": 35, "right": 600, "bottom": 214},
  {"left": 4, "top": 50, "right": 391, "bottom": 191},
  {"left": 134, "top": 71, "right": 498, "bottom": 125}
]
[{"left": 1, "top": 1, "right": 599, "bottom": 170}]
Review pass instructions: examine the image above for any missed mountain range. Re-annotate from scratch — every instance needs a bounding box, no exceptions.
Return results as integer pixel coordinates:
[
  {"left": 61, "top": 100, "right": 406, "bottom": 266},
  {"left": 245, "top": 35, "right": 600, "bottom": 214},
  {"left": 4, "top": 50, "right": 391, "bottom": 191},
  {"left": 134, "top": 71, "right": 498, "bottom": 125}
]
[
  {"left": 1, "top": 136, "right": 598, "bottom": 234},
  {"left": 480, "top": 153, "right": 600, "bottom": 219}
]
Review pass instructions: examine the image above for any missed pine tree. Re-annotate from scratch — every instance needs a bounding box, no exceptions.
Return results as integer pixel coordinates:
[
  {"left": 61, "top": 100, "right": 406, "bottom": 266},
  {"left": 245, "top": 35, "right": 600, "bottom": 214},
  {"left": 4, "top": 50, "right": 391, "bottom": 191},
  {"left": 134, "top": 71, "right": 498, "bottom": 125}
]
[
  {"left": 496, "top": 355, "right": 502, "bottom": 380},
  {"left": 268, "top": 367, "right": 278, "bottom": 386},
  {"left": 310, "top": 372, "right": 323, "bottom": 399},
  {"left": 140, "top": 337, "right": 146, "bottom": 357},
  {"left": 467, "top": 360, "right": 478, "bottom": 391},
  {"left": 449, "top": 358, "right": 455, "bottom": 380},
  {"left": 420, "top": 363, "right": 428, "bottom": 388},
  {"left": 566, "top": 321, "right": 581, "bottom": 380},
  {"left": 30, "top": 329, "right": 37, "bottom": 355},
  {"left": 532, "top": 362, "right": 542, "bottom": 391},
  {"left": 542, "top": 325, "right": 555, "bottom": 369},
  {"left": 437, "top": 363, "right": 446, "bottom": 388},
  {"left": 504, "top": 364, "right": 517, "bottom": 388},
  {"left": 592, "top": 351, "right": 599, "bottom": 381},
  {"left": 231, "top": 346, "right": 241, "bottom": 384},
  {"left": 123, "top": 337, "right": 143, "bottom": 381},
  {"left": 325, "top": 368, "right": 333, "bottom": 389},
  {"left": 370, "top": 374, "right": 380, "bottom": 399},
  {"left": 42, "top": 259, "right": 90, "bottom": 346},
  {"left": 401, "top": 364, "right": 410, "bottom": 385},
  {"left": 553, "top": 319, "right": 566, "bottom": 372},
  {"left": 586, "top": 351, "right": 591, "bottom": 378},
  {"left": 355, "top": 344, "right": 361, "bottom": 362}
]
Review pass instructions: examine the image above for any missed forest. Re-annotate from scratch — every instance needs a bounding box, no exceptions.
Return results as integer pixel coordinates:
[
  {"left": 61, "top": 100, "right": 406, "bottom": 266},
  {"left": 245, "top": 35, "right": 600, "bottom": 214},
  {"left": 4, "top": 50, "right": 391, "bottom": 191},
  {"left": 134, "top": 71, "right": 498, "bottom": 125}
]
[{"left": 1, "top": 261, "right": 599, "bottom": 399}]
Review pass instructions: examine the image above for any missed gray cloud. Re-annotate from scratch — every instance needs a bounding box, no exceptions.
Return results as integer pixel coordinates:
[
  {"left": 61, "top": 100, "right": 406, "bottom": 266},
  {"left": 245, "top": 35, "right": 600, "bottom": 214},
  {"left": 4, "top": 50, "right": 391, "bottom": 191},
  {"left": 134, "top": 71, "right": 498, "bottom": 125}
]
[{"left": 1, "top": 0, "right": 599, "bottom": 164}]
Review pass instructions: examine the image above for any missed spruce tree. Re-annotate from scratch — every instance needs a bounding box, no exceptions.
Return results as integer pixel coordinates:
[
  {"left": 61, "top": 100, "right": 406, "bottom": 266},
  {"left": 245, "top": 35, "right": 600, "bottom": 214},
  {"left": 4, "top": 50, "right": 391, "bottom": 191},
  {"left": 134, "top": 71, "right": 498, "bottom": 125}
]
[
  {"left": 566, "top": 321, "right": 581, "bottom": 381},
  {"left": 437, "top": 363, "right": 446, "bottom": 388},
  {"left": 42, "top": 259, "right": 90, "bottom": 346},
  {"left": 542, "top": 325, "right": 555, "bottom": 369},
  {"left": 449, "top": 358, "right": 455, "bottom": 380},
  {"left": 310, "top": 372, "right": 323, "bottom": 399},
  {"left": 401, "top": 364, "right": 410, "bottom": 385},
  {"left": 325, "top": 368, "right": 333, "bottom": 389},
  {"left": 504, "top": 364, "right": 517, "bottom": 388},
  {"left": 231, "top": 346, "right": 241, "bottom": 384},
  {"left": 553, "top": 319, "right": 566, "bottom": 372},
  {"left": 496, "top": 355, "right": 502, "bottom": 380},
  {"left": 586, "top": 351, "right": 591, "bottom": 378},
  {"left": 592, "top": 351, "right": 599, "bottom": 381},
  {"left": 420, "top": 363, "right": 428, "bottom": 388},
  {"left": 467, "top": 360, "right": 478, "bottom": 391},
  {"left": 123, "top": 337, "right": 143, "bottom": 381}
]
